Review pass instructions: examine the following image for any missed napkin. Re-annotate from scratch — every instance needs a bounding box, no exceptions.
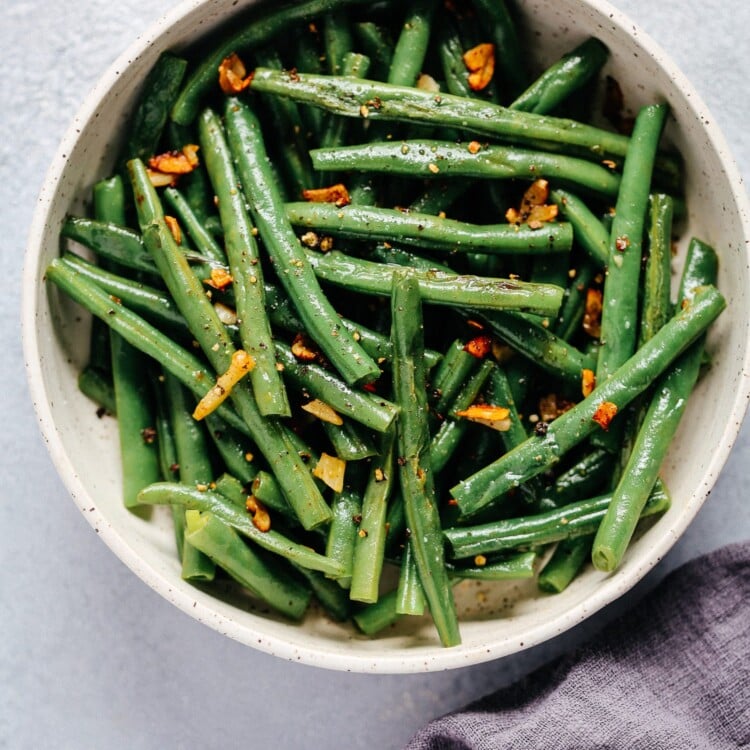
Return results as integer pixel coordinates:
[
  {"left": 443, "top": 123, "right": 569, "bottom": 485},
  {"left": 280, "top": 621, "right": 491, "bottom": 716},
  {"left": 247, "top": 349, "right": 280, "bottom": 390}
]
[{"left": 406, "top": 541, "right": 750, "bottom": 749}]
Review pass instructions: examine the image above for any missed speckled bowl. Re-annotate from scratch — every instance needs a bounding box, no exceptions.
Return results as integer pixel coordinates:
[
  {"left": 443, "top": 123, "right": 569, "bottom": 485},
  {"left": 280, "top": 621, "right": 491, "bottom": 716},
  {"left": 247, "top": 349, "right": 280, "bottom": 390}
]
[{"left": 23, "top": 0, "right": 750, "bottom": 672}]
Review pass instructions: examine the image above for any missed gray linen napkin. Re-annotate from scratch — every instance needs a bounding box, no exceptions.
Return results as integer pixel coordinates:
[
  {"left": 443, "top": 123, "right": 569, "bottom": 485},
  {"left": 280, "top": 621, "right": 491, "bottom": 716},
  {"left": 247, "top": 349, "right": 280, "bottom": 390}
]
[{"left": 406, "top": 541, "right": 750, "bottom": 749}]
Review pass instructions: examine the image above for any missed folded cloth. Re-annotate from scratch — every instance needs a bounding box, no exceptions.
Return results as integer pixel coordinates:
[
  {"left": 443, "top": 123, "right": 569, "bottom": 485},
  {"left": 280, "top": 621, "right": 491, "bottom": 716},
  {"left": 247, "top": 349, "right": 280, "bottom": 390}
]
[{"left": 406, "top": 541, "right": 750, "bottom": 750}]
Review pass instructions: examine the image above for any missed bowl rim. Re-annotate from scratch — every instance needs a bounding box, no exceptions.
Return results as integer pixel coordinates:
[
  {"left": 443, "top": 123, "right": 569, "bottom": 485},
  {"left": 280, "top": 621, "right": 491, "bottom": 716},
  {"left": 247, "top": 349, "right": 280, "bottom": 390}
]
[{"left": 22, "top": 0, "right": 750, "bottom": 673}]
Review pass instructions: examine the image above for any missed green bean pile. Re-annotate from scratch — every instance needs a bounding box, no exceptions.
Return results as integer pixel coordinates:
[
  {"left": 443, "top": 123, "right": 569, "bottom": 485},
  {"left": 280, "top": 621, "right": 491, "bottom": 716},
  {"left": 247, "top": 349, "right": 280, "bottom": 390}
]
[{"left": 49, "top": 0, "right": 726, "bottom": 647}]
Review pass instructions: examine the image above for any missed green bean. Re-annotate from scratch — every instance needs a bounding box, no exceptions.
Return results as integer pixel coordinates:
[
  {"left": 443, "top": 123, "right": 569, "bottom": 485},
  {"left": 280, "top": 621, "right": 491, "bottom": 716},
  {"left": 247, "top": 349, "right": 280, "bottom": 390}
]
[
  {"left": 61, "top": 218, "right": 156, "bottom": 275},
  {"left": 537, "top": 537, "right": 592, "bottom": 593},
  {"left": 170, "top": 0, "right": 379, "bottom": 125},
  {"left": 292, "top": 564, "right": 352, "bottom": 621},
  {"left": 138, "top": 482, "right": 343, "bottom": 576},
  {"left": 549, "top": 189, "right": 610, "bottom": 268},
  {"left": 391, "top": 270, "right": 460, "bottom": 647},
  {"left": 294, "top": 24, "right": 326, "bottom": 137},
  {"left": 326, "top": 485, "right": 362, "bottom": 587},
  {"left": 162, "top": 371, "right": 216, "bottom": 581},
  {"left": 639, "top": 194, "right": 674, "bottom": 348},
  {"left": 62, "top": 252, "right": 189, "bottom": 337},
  {"left": 87, "top": 178, "right": 123, "bottom": 376},
  {"left": 213, "top": 473, "right": 249, "bottom": 509},
  {"left": 430, "top": 360, "right": 494, "bottom": 474},
  {"left": 448, "top": 550, "right": 538, "bottom": 580},
  {"left": 450, "top": 284, "right": 726, "bottom": 515},
  {"left": 305, "top": 249, "right": 564, "bottom": 315},
  {"left": 437, "top": 16, "right": 482, "bottom": 100},
  {"left": 129, "top": 158, "right": 332, "bottom": 530},
  {"left": 310, "top": 140, "right": 621, "bottom": 198},
  {"left": 596, "top": 104, "right": 669, "bottom": 387},
  {"left": 388, "top": 0, "right": 438, "bottom": 87},
  {"left": 591, "top": 239, "right": 717, "bottom": 572},
  {"left": 163, "top": 187, "right": 226, "bottom": 264},
  {"left": 198, "top": 108, "right": 290, "bottom": 417},
  {"left": 353, "top": 588, "right": 400, "bottom": 635},
  {"left": 396, "top": 542, "right": 426, "bottom": 616},
  {"left": 153, "top": 373, "right": 185, "bottom": 557},
  {"left": 350, "top": 431, "right": 396, "bottom": 603},
  {"left": 352, "top": 22, "right": 395, "bottom": 80},
  {"left": 471, "top": 0, "right": 527, "bottom": 100},
  {"left": 109, "top": 333, "right": 161, "bottom": 508},
  {"left": 223, "top": 97, "right": 381, "bottom": 386},
  {"left": 445, "top": 479, "right": 670, "bottom": 559},
  {"left": 184, "top": 510, "right": 311, "bottom": 619},
  {"left": 536, "top": 448, "right": 612, "bottom": 512},
  {"left": 78, "top": 367, "right": 116, "bottom": 415},
  {"left": 248, "top": 68, "right": 633, "bottom": 160},
  {"left": 510, "top": 39, "right": 609, "bottom": 115},
  {"left": 285, "top": 202, "right": 573, "bottom": 255},
  {"left": 274, "top": 342, "right": 397, "bottom": 432},
  {"left": 322, "top": 420, "right": 378, "bottom": 461},
  {"left": 322, "top": 10, "right": 354, "bottom": 75},
  {"left": 125, "top": 52, "right": 187, "bottom": 162}
]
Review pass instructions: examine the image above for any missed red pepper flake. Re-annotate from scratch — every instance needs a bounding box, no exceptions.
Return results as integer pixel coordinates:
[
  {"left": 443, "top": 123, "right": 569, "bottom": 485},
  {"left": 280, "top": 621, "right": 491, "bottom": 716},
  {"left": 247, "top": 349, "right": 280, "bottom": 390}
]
[
  {"left": 463, "top": 335, "right": 493, "bottom": 359},
  {"left": 592, "top": 401, "right": 618, "bottom": 430},
  {"left": 141, "top": 426, "right": 157, "bottom": 444},
  {"left": 467, "top": 140, "right": 482, "bottom": 155},
  {"left": 302, "top": 183, "right": 351, "bottom": 207},
  {"left": 615, "top": 235, "right": 630, "bottom": 252},
  {"left": 363, "top": 382, "right": 378, "bottom": 393}
]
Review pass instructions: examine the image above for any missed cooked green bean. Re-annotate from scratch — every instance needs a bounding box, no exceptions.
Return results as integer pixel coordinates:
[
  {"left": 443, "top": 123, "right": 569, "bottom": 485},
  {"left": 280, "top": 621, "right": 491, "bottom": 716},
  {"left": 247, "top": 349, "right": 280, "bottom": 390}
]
[
  {"left": 326, "top": 485, "right": 362, "bottom": 587},
  {"left": 77, "top": 367, "right": 116, "bottom": 415},
  {"left": 538, "top": 537, "right": 592, "bottom": 593},
  {"left": 391, "top": 270, "right": 460, "bottom": 647},
  {"left": 285, "top": 202, "right": 573, "bottom": 255},
  {"left": 322, "top": 420, "right": 378, "bottom": 461},
  {"left": 536, "top": 448, "right": 612, "bottom": 512},
  {"left": 639, "top": 194, "right": 674, "bottom": 347},
  {"left": 448, "top": 550, "right": 538, "bottom": 580},
  {"left": 450, "top": 285, "right": 726, "bottom": 515},
  {"left": 125, "top": 52, "right": 187, "bottom": 161},
  {"left": 204, "top": 414, "right": 258, "bottom": 486},
  {"left": 248, "top": 68, "right": 632, "bottom": 159},
  {"left": 446, "top": 479, "right": 670, "bottom": 559},
  {"left": 350, "top": 431, "right": 396, "bottom": 603},
  {"left": 396, "top": 542, "right": 426, "bottom": 616},
  {"left": 510, "top": 38, "right": 609, "bottom": 115},
  {"left": 388, "top": 0, "right": 438, "bottom": 87},
  {"left": 304, "top": 249, "right": 564, "bottom": 315},
  {"left": 310, "top": 140, "right": 621, "bottom": 197},
  {"left": 549, "top": 189, "right": 610, "bottom": 268}
]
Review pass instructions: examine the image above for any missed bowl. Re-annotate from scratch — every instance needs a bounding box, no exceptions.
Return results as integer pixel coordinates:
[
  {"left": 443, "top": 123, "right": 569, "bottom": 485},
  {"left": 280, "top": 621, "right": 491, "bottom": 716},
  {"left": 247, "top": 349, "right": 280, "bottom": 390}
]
[{"left": 23, "top": 0, "right": 750, "bottom": 672}]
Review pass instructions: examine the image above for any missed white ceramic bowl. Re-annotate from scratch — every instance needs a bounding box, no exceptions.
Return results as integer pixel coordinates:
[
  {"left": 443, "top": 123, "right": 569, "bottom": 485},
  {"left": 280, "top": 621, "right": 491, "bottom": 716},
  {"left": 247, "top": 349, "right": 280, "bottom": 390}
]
[{"left": 23, "top": 0, "right": 750, "bottom": 672}]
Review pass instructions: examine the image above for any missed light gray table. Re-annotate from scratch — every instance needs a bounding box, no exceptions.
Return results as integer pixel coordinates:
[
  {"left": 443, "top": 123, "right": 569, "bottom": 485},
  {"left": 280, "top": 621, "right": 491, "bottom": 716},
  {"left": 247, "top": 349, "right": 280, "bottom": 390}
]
[{"left": 3, "top": 1, "right": 748, "bottom": 747}]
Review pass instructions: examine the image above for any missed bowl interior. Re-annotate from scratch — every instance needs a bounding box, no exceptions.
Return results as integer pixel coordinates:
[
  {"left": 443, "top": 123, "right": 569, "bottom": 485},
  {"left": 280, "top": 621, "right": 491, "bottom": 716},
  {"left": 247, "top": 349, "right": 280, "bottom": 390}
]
[{"left": 23, "top": 0, "right": 750, "bottom": 672}]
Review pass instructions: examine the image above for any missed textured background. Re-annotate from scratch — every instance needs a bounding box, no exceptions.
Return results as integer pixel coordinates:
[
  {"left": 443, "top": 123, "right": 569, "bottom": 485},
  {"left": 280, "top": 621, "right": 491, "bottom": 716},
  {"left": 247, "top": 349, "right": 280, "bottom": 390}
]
[{"left": 2, "top": 1, "right": 749, "bottom": 748}]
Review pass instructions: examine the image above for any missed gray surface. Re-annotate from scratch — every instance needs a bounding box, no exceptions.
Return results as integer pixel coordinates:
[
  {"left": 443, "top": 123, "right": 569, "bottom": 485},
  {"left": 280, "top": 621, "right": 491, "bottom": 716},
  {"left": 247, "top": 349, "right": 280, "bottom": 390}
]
[{"left": 2, "top": 1, "right": 748, "bottom": 748}]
